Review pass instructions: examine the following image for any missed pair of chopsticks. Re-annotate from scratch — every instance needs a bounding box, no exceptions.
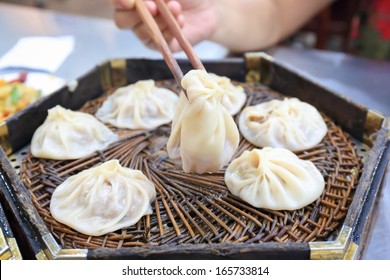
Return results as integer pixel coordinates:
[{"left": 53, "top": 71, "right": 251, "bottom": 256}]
[{"left": 135, "top": 0, "right": 205, "bottom": 90}]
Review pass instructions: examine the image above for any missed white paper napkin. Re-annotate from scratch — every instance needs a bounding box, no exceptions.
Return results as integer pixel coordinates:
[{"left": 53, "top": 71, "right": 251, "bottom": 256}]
[{"left": 0, "top": 36, "right": 75, "bottom": 73}]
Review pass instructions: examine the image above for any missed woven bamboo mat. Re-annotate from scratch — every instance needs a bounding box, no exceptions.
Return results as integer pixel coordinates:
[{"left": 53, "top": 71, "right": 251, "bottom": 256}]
[{"left": 19, "top": 80, "right": 362, "bottom": 249}]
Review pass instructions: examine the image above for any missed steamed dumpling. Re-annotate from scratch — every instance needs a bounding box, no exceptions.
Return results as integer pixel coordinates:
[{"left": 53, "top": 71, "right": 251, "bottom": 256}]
[
  {"left": 239, "top": 98, "right": 327, "bottom": 151},
  {"left": 206, "top": 73, "right": 247, "bottom": 115},
  {"left": 31, "top": 105, "right": 117, "bottom": 160},
  {"left": 95, "top": 80, "right": 179, "bottom": 129},
  {"left": 50, "top": 160, "right": 156, "bottom": 236},
  {"left": 225, "top": 147, "right": 325, "bottom": 211},
  {"left": 167, "top": 70, "right": 240, "bottom": 173}
]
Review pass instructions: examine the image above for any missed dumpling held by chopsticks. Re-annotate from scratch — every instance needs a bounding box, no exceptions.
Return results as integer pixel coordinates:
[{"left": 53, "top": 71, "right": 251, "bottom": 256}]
[{"left": 167, "top": 70, "right": 240, "bottom": 173}]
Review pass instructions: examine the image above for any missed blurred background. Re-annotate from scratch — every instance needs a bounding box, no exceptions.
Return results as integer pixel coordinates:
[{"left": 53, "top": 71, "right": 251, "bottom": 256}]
[
  {"left": 0, "top": 0, "right": 376, "bottom": 56},
  {"left": 0, "top": 0, "right": 114, "bottom": 18}
]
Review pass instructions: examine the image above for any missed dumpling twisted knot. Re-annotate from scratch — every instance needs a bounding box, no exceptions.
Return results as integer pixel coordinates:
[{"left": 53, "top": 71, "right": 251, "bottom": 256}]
[{"left": 167, "top": 70, "right": 241, "bottom": 173}]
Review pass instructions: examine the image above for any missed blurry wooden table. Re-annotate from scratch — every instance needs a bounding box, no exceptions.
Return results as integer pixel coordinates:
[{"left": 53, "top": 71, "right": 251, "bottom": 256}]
[{"left": 0, "top": 2, "right": 388, "bottom": 260}]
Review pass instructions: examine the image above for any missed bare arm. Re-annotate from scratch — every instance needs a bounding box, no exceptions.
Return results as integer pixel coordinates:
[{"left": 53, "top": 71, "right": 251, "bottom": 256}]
[{"left": 211, "top": 0, "right": 334, "bottom": 51}]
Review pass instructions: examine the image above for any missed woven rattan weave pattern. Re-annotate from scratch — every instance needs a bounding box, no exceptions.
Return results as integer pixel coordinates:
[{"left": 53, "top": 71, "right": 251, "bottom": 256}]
[{"left": 19, "top": 80, "right": 361, "bottom": 249}]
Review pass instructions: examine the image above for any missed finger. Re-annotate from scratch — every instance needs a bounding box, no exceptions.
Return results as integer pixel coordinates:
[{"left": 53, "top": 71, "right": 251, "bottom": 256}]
[
  {"left": 114, "top": 1, "right": 161, "bottom": 30},
  {"left": 114, "top": 10, "right": 140, "bottom": 29},
  {"left": 133, "top": 22, "right": 161, "bottom": 44},
  {"left": 142, "top": 1, "right": 158, "bottom": 15},
  {"left": 166, "top": 1, "right": 182, "bottom": 17},
  {"left": 111, "top": 0, "right": 135, "bottom": 9},
  {"left": 155, "top": 1, "right": 183, "bottom": 26},
  {"left": 133, "top": 14, "right": 170, "bottom": 41},
  {"left": 114, "top": 1, "right": 158, "bottom": 13},
  {"left": 154, "top": 15, "right": 169, "bottom": 30},
  {"left": 176, "top": 14, "right": 185, "bottom": 28},
  {"left": 142, "top": 22, "right": 175, "bottom": 50}
]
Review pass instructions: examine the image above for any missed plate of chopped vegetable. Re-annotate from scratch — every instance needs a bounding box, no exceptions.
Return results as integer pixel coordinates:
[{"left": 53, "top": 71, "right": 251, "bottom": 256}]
[{"left": 0, "top": 71, "right": 65, "bottom": 122}]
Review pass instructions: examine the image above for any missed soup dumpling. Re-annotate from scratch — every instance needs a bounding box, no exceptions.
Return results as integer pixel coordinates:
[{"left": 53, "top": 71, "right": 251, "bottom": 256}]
[
  {"left": 167, "top": 70, "right": 240, "bottom": 173},
  {"left": 225, "top": 147, "right": 325, "bottom": 211},
  {"left": 95, "top": 80, "right": 179, "bottom": 130},
  {"left": 239, "top": 98, "right": 327, "bottom": 151},
  {"left": 31, "top": 105, "right": 117, "bottom": 160},
  {"left": 50, "top": 160, "right": 156, "bottom": 236}
]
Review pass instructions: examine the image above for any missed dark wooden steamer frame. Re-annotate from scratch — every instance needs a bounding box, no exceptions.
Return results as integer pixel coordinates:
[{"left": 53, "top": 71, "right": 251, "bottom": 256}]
[{"left": 0, "top": 53, "right": 388, "bottom": 260}]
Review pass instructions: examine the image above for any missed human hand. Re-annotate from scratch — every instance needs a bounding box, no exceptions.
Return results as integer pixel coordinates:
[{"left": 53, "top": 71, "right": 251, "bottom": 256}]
[{"left": 112, "top": 0, "right": 217, "bottom": 52}]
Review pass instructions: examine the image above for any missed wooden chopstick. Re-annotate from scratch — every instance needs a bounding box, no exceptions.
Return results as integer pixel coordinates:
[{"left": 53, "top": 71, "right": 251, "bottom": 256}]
[
  {"left": 135, "top": 0, "right": 184, "bottom": 86},
  {"left": 135, "top": 0, "right": 206, "bottom": 92},
  {"left": 153, "top": 0, "right": 205, "bottom": 71}
]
